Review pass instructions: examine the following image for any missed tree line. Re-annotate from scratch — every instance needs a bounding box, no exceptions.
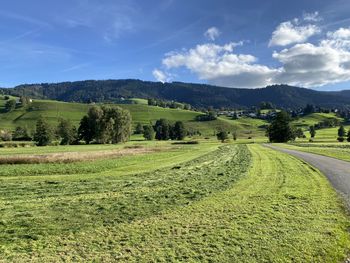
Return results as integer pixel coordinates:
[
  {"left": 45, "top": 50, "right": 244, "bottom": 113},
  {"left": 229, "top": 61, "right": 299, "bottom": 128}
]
[
  {"left": 267, "top": 111, "right": 350, "bottom": 143},
  {"left": 0, "top": 106, "right": 193, "bottom": 146}
]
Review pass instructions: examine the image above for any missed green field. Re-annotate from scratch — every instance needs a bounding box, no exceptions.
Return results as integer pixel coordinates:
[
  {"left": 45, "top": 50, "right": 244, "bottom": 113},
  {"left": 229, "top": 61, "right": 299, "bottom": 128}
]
[
  {"left": 0, "top": 142, "right": 349, "bottom": 261},
  {"left": 0, "top": 97, "right": 268, "bottom": 138},
  {"left": 279, "top": 142, "right": 350, "bottom": 162},
  {"left": 292, "top": 113, "right": 343, "bottom": 129}
]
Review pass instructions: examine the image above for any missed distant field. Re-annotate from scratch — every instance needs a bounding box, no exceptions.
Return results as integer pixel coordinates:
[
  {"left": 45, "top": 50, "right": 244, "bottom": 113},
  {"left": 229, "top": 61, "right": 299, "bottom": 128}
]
[
  {"left": 292, "top": 113, "right": 343, "bottom": 129},
  {"left": 280, "top": 142, "right": 350, "bottom": 162},
  {"left": 1, "top": 142, "right": 349, "bottom": 261},
  {"left": 0, "top": 97, "right": 268, "bottom": 137}
]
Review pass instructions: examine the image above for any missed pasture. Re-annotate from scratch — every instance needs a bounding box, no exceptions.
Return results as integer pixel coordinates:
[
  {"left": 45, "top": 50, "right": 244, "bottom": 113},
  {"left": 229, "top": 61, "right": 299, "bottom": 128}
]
[{"left": 0, "top": 142, "right": 349, "bottom": 262}]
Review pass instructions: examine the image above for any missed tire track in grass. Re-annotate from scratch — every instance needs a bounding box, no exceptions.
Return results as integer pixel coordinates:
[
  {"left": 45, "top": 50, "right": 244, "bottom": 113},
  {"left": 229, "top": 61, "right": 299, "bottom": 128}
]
[{"left": 8, "top": 145, "right": 350, "bottom": 262}]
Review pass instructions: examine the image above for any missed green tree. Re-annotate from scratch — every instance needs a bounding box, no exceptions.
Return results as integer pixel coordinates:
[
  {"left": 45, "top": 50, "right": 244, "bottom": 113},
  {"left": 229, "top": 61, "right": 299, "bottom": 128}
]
[
  {"left": 294, "top": 128, "right": 304, "bottom": 138},
  {"left": 19, "top": 96, "right": 31, "bottom": 107},
  {"left": 57, "top": 119, "right": 77, "bottom": 145},
  {"left": 33, "top": 117, "right": 53, "bottom": 146},
  {"left": 78, "top": 116, "right": 94, "bottom": 144},
  {"left": 78, "top": 106, "right": 103, "bottom": 144},
  {"left": 143, "top": 125, "right": 155, "bottom": 140},
  {"left": 78, "top": 106, "right": 132, "bottom": 144},
  {"left": 102, "top": 106, "right": 132, "bottom": 144},
  {"left": 266, "top": 111, "right": 295, "bottom": 143},
  {"left": 309, "top": 125, "right": 316, "bottom": 139},
  {"left": 135, "top": 122, "right": 144, "bottom": 134},
  {"left": 232, "top": 111, "right": 238, "bottom": 120},
  {"left": 337, "top": 125, "right": 346, "bottom": 142},
  {"left": 347, "top": 129, "right": 350, "bottom": 142},
  {"left": 5, "top": 99, "right": 16, "bottom": 112},
  {"left": 12, "top": 126, "right": 31, "bottom": 141},
  {"left": 154, "top": 119, "right": 171, "bottom": 140},
  {"left": 217, "top": 131, "right": 228, "bottom": 143},
  {"left": 172, "top": 121, "right": 186, "bottom": 140},
  {"left": 232, "top": 130, "right": 237, "bottom": 141}
]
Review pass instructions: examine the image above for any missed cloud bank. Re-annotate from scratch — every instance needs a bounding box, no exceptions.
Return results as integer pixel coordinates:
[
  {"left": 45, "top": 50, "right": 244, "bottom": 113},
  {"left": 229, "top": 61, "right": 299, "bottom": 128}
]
[{"left": 153, "top": 15, "right": 350, "bottom": 89}]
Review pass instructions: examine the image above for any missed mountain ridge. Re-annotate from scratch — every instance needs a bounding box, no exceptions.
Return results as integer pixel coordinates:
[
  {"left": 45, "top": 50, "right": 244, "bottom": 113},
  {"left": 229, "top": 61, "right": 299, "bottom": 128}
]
[{"left": 1, "top": 79, "right": 349, "bottom": 109}]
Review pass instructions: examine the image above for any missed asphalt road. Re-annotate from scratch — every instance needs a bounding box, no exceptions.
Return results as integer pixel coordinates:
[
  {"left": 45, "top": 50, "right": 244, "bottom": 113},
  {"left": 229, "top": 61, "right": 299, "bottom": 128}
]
[{"left": 264, "top": 144, "right": 350, "bottom": 207}]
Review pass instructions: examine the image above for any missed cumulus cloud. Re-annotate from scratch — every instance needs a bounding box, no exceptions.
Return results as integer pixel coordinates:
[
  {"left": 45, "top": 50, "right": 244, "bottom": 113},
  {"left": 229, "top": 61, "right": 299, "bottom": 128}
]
[
  {"left": 153, "top": 12, "right": 350, "bottom": 89},
  {"left": 273, "top": 42, "right": 350, "bottom": 87},
  {"left": 162, "top": 42, "right": 277, "bottom": 88},
  {"left": 269, "top": 21, "right": 320, "bottom": 46},
  {"left": 204, "top": 27, "right": 221, "bottom": 41},
  {"left": 152, "top": 69, "right": 169, "bottom": 83}
]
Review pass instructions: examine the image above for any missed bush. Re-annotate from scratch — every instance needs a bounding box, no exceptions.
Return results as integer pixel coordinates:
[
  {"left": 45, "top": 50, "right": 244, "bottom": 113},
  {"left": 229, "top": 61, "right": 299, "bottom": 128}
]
[
  {"left": 143, "top": 125, "right": 155, "bottom": 140},
  {"left": 217, "top": 131, "right": 228, "bottom": 142},
  {"left": 337, "top": 137, "right": 345, "bottom": 142},
  {"left": 172, "top": 141, "right": 199, "bottom": 145},
  {"left": 0, "top": 130, "right": 12, "bottom": 141}
]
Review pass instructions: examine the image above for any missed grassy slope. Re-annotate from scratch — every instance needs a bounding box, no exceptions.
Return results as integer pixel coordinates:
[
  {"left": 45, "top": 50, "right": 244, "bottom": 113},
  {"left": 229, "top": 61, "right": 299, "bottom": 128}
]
[
  {"left": 1, "top": 143, "right": 349, "bottom": 261},
  {"left": 0, "top": 97, "right": 265, "bottom": 137},
  {"left": 292, "top": 113, "right": 343, "bottom": 129}
]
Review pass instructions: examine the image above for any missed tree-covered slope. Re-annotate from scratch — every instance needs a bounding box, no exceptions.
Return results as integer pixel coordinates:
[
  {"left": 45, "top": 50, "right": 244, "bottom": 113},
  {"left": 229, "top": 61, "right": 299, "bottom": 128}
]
[{"left": 1, "top": 79, "right": 350, "bottom": 109}]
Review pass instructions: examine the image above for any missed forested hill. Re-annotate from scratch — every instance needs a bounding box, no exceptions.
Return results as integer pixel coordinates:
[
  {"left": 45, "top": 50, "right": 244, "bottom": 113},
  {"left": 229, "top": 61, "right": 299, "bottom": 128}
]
[{"left": 1, "top": 79, "right": 350, "bottom": 109}]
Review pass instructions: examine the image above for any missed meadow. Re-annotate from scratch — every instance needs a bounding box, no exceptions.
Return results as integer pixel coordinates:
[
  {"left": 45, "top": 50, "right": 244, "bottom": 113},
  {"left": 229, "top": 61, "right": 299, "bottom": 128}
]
[
  {"left": 280, "top": 142, "right": 350, "bottom": 162},
  {"left": 0, "top": 141, "right": 349, "bottom": 262}
]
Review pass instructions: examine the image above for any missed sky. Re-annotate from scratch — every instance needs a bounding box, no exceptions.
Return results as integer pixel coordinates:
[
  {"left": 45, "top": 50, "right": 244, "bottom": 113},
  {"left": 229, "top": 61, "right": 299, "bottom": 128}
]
[{"left": 1, "top": 0, "right": 350, "bottom": 90}]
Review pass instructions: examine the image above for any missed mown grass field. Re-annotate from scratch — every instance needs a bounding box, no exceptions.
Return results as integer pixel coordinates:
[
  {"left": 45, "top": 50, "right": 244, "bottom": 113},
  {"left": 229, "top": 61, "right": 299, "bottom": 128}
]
[
  {"left": 280, "top": 142, "right": 350, "bottom": 162},
  {"left": 0, "top": 142, "right": 349, "bottom": 262}
]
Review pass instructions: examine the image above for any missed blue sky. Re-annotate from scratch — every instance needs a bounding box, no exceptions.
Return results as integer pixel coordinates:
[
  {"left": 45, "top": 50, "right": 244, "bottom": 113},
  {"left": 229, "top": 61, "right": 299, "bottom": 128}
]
[{"left": 1, "top": 0, "right": 350, "bottom": 90}]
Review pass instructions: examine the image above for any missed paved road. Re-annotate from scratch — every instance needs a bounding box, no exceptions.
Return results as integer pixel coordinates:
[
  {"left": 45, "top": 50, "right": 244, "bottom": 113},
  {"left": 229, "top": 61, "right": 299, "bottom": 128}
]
[{"left": 264, "top": 144, "right": 350, "bottom": 207}]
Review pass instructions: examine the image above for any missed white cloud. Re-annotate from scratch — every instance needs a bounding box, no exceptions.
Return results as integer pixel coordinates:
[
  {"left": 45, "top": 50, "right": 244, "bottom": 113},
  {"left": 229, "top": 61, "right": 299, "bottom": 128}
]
[
  {"left": 204, "top": 27, "right": 221, "bottom": 41},
  {"left": 154, "top": 13, "right": 350, "bottom": 89},
  {"left": 327, "top": 27, "right": 350, "bottom": 39},
  {"left": 152, "top": 69, "right": 169, "bottom": 83},
  {"left": 269, "top": 21, "right": 320, "bottom": 46},
  {"left": 303, "top": 11, "right": 321, "bottom": 22},
  {"left": 162, "top": 42, "right": 277, "bottom": 88},
  {"left": 273, "top": 42, "right": 350, "bottom": 87}
]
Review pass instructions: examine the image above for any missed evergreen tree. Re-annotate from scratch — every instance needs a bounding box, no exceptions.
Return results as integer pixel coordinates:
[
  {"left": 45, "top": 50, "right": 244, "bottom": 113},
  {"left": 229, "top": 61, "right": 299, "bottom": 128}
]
[
  {"left": 309, "top": 125, "right": 316, "bottom": 139},
  {"left": 143, "top": 125, "right": 155, "bottom": 140},
  {"left": 347, "top": 129, "right": 350, "bottom": 142},
  {"left": 266, "top": 111, "right": 295, "bottom": 143},
  {"left": 337, "top": 125, "right": 346, "bottom": 142},
  {"left": 33, "top": 117, "right": 52, "bottom": 146}
]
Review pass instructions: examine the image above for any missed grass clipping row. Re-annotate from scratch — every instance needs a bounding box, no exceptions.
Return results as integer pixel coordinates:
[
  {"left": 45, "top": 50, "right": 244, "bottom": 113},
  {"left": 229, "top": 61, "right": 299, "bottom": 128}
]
[{"left": 0, "top": 146, "right": 161, "bottom": 165}]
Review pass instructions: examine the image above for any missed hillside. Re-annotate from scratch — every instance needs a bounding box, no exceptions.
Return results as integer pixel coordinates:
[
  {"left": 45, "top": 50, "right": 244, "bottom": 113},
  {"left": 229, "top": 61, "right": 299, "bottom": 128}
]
[
  {"left": 0, "top": 97, "right": 266, "bottom": 137},
  {"left": 2, "top": 96, "right": 348, "bottom": 140},
  {"left": 1, "top": 79, "right": 350, "bottom": 109},
  {"left": 292, "top": 113, "right": 343, "bottom": 129}
]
